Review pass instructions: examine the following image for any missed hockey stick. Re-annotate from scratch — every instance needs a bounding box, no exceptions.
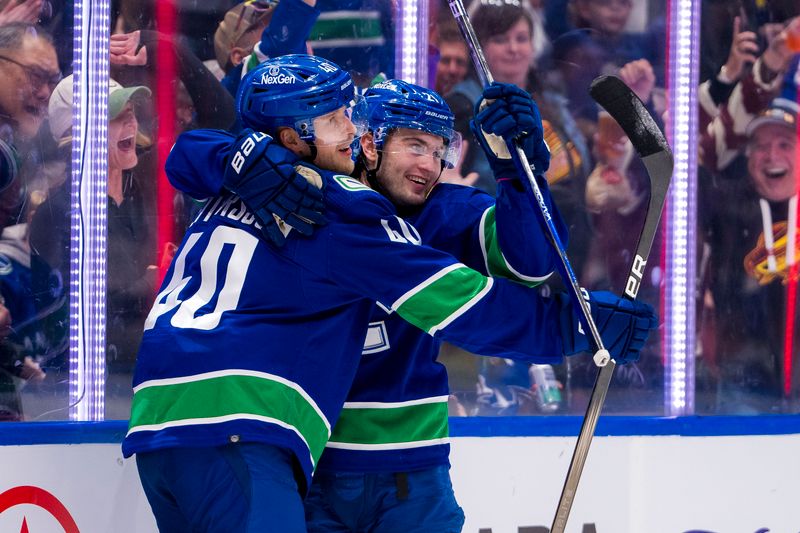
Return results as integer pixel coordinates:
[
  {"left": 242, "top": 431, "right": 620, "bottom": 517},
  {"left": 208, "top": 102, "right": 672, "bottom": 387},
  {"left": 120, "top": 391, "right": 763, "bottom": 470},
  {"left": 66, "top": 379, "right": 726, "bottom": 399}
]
[
  {"left": 550, "top": 76, "right": 673, "bottom": 533},
  {"left": 447, "top": 0, "right": 612, "bottom": 368}
]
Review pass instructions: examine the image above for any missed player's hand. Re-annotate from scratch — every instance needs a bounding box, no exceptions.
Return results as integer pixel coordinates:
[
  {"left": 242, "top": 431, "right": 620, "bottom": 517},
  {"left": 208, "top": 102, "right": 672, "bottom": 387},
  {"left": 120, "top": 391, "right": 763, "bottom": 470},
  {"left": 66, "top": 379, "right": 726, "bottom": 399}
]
[
  {"left": 469, "top": 82, "right": 549, "bottom": 179},
  {"left": 560, "top": 290, "right": 658, "bottom": 364},
  {"left": 223, "top": 129, "right": 326, "bottom": 247}
]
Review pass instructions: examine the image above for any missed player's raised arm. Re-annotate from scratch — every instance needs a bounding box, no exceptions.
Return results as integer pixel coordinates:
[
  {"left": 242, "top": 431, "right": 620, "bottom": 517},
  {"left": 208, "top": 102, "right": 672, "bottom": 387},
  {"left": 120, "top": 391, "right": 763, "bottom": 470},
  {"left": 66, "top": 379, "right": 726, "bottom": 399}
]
[
  {"left": 295, "top": 173, "right": 655, "bottom": 365},
  {"left": 470, "top": 82, "right": 569, "bottom": 282}
]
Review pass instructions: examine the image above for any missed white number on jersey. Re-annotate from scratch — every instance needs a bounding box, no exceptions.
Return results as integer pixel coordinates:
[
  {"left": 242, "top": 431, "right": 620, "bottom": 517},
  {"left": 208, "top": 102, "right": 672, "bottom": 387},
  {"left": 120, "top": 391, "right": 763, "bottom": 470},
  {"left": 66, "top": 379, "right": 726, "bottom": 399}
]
[
  {"left": 380, "top": 216, "right": 421, "bottom": 245},
  {"left": 144, "top": 226, "right": 258, "bottom": 331}
]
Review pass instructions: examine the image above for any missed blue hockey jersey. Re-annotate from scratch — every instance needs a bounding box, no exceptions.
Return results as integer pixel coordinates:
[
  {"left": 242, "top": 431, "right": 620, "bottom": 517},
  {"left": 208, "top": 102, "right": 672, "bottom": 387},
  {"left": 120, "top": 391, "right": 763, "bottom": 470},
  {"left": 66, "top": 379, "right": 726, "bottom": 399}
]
[
  {"left": 126, "top": 149, "right": 571, "bottom": 491},
  {"left": 319, "top": 183, "right": 565, "bottom": 473},
  {"left": 162, "top": 129, "right": 569, "bottom": 477}
]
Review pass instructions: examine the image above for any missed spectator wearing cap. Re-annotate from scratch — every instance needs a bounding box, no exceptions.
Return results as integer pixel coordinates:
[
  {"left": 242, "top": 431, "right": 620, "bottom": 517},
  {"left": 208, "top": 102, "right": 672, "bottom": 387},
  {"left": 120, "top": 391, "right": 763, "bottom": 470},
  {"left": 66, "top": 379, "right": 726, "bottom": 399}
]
[
  {"left": 698, "top": 97, "right": 800, "bottom": 413},
  {"left": 216, "top": 0, "right": 320, "bottom": 98},
  {"left": 699, "top": 17, "right": 799, "bottom": 174},
  {"left": 745, "top": 98, "right": 799, "bottom": 204},
  {"left": 214, "top": 0, "right": 279, "bottom": 76},
  {"left": 29, "top": 75, "right": 158, "bottom": 387}
]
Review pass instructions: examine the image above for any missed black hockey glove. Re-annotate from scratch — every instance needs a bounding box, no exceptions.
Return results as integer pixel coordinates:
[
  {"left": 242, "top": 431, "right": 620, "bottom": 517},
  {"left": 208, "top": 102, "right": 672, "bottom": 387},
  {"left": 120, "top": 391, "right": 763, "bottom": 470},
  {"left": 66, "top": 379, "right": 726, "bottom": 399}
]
[{"left": 224, "top": 129, "right": 327, "bottom": 247}]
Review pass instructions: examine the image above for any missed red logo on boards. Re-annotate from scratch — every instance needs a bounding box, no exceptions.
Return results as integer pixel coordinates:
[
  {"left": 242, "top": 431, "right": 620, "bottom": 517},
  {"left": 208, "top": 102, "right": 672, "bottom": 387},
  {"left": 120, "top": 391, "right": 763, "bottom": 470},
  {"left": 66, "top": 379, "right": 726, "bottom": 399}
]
[{"left": 0, "top": 486, "right": 79, "bottom": 533}]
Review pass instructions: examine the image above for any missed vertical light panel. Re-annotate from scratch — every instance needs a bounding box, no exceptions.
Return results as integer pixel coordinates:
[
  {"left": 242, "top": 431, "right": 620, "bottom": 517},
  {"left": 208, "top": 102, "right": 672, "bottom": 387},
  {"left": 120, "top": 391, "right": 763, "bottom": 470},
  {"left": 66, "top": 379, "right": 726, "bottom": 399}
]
[
  {"left": 664, "top": 0, "right": 700, "bottom": 415},
  {"left": 70, "top": 0, "right": 109, "bottom": 421},
  {"left": 395, "top": 0, "right": 429, "bottom": 85}
]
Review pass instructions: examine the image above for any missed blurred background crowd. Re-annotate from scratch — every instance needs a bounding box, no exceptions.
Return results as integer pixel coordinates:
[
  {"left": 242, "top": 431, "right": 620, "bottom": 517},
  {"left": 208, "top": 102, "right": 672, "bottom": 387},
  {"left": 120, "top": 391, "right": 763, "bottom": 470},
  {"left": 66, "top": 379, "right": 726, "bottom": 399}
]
[{"left": 0, "top": 0, "right": 797, "bottom": 421}]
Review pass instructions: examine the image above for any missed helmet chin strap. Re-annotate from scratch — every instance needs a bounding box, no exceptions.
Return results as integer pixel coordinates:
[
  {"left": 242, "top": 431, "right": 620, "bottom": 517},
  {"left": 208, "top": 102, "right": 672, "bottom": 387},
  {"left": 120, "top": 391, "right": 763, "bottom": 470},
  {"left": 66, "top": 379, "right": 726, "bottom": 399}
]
[
  {"left": 303, "top": 140, "right": 318, "bottom": 163},
  {"left": 424, "top": 166, "right": 446, "bottom": 201},
  {"left": 364, "top": 151, "right": 384, "bottom": 192}
]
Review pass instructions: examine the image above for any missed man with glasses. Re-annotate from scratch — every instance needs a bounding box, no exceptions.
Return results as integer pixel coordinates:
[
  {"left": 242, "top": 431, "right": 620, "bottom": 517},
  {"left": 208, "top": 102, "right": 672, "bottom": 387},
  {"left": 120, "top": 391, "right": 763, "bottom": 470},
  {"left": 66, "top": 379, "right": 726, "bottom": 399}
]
[
  {"left": 0, "top": 23, "right": 60, "bottom": 142},
  {"left": 0, "top": 22, "right": 59, "bottom": 420}
]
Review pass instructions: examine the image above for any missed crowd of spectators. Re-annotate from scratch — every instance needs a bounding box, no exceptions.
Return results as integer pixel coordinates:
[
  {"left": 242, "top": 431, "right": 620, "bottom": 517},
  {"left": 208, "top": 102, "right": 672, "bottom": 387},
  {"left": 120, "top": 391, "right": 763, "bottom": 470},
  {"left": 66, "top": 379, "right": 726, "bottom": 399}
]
[{"left": 0, "top": 0, "right": 797, "bottom": 419}]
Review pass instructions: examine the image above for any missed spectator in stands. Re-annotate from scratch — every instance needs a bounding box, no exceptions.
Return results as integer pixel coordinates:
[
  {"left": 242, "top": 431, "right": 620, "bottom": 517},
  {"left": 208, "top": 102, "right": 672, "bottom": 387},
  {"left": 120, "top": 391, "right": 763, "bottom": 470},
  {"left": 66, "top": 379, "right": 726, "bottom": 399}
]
[
  {"left": 214, "top": 1, "right": 279, "bottom": 90},
  {"left": 698, "top": 97, "right": 799, "bottom": 413},
  {"left": 0, "top": 297, "right": 45, "bottom": 421},
  {"left": 434, "top": 20, "right": 469, "bottom": 97},
  {"left": 699, "top": 16, "right": 800, "bottom": 173},
  {"left": 211, "top": 0, "right": 319, "bottom": 99},
  {"left": 446, "top": 1, "right": 590, "bottom": 197},
  {"left": 30, "top": 75, "right": 156, "bottom": 380},
  {"left": 0, "top": 23, "right": 58, "bottom": 151},
  {"left": 309, "top": 0, "right": 394, "bottom": 85},
  {"left": 0, "top": 23, "right": 60, "bottom": 363},
  {"left": 569, "top": 0, "right": 665, "bottom": 74}
]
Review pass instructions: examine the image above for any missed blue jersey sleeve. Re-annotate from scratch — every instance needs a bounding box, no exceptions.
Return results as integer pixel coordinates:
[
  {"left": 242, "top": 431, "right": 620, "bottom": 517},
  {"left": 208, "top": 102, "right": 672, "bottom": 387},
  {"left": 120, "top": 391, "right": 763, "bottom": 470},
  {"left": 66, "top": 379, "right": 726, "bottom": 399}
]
[
  {"left": 420, "top": 180, "right": 568, "bottom": 286},
  {"left": 166, "top": 130, "right": 232, "bottom": 199},
  {"left": 493, "top": 175, "right": 569, "bottom": 281}
]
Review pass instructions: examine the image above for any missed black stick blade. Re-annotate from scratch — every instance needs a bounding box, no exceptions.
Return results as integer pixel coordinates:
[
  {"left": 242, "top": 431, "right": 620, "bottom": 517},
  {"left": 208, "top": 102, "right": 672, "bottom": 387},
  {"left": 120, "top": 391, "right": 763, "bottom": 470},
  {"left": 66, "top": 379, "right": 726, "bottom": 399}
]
[{"left": 589, "top": 75, "right": 671, "bottom": 159}]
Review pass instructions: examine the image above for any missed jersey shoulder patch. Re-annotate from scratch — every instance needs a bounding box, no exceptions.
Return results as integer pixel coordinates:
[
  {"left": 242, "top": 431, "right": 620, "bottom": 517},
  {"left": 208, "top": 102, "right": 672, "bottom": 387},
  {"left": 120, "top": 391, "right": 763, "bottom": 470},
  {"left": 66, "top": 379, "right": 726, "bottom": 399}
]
[{"left": 330, "top": 175, "right": 374, "bottom": 193}]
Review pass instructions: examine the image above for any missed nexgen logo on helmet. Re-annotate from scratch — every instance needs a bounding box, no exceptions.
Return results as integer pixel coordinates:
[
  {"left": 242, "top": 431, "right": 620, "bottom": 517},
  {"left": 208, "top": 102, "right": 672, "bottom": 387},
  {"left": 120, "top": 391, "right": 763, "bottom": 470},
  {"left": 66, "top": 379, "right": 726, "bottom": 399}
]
[
  {"left": 260, "top": 72, "right": 296, "bottom": 85},
  {"left": 237, "top": 54, "right": 361, "bottom": 143}
]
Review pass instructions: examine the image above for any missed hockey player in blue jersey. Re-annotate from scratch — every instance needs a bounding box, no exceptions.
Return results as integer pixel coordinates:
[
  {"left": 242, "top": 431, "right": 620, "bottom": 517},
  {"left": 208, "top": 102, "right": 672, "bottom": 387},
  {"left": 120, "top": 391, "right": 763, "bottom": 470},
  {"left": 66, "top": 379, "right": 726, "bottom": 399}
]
[{"left": 163, "top": 58, "right": 658, "bottom": 532}]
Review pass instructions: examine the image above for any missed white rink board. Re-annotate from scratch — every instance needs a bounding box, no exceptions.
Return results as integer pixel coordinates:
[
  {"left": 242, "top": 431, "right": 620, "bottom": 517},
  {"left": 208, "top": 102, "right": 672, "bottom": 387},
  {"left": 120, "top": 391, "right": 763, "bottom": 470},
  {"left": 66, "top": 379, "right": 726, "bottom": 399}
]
[
  {"left": 450, "top": 435, "right": 800, "bottom": 533},
  {"left": 1, "top": 435, "right": 798, "bottom": 533}
]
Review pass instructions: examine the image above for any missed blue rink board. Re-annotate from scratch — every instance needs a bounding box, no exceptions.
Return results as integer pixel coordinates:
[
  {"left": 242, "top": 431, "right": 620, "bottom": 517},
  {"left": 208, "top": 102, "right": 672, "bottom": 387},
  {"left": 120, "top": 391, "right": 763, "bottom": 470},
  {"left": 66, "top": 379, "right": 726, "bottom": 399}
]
[{"left": 1, "top": 415, "right": 799, "bottom": 445}]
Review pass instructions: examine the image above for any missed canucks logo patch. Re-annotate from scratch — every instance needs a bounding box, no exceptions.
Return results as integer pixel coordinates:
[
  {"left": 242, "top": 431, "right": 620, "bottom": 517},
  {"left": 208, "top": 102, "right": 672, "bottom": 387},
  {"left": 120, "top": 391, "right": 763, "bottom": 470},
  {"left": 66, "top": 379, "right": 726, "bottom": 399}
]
[
  {"left": 332, "top": 175, "right": 373, "bottom": 192},
  {"left": 0, "top": 253, "right": 12, "bottom": 276}
]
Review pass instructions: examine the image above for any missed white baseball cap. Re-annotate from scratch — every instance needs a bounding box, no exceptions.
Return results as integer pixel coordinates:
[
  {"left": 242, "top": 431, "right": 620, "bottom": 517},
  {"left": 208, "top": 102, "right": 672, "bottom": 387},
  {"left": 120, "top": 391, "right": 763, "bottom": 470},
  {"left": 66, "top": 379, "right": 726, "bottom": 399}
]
[{"left": 48, "top": 74, "right": 151, "bottom": 142}]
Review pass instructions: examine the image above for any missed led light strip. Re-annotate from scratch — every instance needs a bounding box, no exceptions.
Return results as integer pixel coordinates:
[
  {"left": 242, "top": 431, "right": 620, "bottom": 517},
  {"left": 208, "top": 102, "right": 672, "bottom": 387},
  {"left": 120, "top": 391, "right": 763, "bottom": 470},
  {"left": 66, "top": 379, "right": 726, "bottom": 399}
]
[
  {"left": 395, "top": 0, "right": 429, "bottom": 85},
  {"left": 664, "top": 0, "right": 700, "bottom": 416},
  {"left": 70, "top": 0, "right": 109, "bottom": 420}
]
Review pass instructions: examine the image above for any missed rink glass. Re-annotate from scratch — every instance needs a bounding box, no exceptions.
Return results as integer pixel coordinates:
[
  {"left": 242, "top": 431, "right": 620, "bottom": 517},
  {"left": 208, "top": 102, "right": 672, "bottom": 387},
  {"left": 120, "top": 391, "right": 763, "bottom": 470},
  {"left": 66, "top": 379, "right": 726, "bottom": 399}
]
[{"left": 6, "top": 0, "right": 799, "bottom": 423}]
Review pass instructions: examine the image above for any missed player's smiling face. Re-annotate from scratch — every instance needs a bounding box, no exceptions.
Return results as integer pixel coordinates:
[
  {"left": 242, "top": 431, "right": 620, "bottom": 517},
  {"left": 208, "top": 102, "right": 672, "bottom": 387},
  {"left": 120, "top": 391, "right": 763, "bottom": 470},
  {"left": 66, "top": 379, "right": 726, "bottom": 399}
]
[
  {"left": 747, "top": 124, "right": 797, "bottom": 202},
  {"left": 310, "top": 106, "right": 357, "bottom": 175},
  {"left": 375, "top": 128, "right": 445, "bottom": 207}
]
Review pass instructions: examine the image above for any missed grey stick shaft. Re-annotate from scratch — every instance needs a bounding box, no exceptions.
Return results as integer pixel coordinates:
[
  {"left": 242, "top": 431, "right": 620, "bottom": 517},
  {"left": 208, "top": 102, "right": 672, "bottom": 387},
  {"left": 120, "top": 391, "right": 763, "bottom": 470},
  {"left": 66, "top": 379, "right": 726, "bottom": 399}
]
[{"left": 551, "top": 362, "right": 615, "bottom": 533}]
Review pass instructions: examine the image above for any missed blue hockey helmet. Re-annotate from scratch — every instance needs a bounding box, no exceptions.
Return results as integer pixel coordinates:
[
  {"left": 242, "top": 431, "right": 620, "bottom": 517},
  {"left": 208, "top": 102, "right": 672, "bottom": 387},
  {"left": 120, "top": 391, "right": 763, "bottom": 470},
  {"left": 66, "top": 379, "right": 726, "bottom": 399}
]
[
  {"left": 362, "top": 80, "right": 462, "bottom": 168},
  {"left": 237, "top": 54, "right": 365, "bottom": 142}
]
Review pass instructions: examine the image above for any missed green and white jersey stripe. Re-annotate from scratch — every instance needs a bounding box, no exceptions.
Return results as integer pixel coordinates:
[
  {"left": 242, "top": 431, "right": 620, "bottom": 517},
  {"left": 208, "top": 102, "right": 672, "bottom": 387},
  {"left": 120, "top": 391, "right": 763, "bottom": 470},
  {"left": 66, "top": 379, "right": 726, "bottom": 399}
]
[
  {"left": 479, "top": 206, "right": 551, "bottom": 286},
  {"left": 127, "top": 370, "right": 331, "bottom": 467},
  {"left": 326, "top": 396, "right": 449, "bottom": 451},
  {"left": 391, "top": 263, "right": 494, "bottom": 336},
  {"left": 310, "top": 11, "right": 385, "bottom": 49}
]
